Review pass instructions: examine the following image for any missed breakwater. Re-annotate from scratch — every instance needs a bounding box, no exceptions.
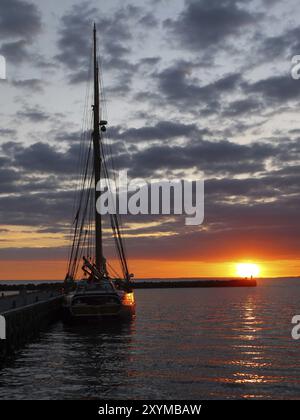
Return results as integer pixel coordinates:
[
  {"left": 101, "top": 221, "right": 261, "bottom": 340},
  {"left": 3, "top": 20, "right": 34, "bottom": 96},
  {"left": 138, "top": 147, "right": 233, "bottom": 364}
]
[
  {"left": 0, "top": 290, "right": 63, "bottom": 361},
  {"left": 132, "top": 279, "right": 257, "bottom": 288},
  {"left": 0, "top": 278, "right": 257, "bottom": 293}
]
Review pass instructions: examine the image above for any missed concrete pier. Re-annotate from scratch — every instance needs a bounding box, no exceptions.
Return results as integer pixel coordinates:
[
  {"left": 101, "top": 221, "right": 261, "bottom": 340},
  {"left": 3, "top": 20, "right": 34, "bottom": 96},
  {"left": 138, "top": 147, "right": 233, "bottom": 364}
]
[
  {"left": 0, "top": 290, "right": 63, "bottom": 361},
  {"left": 131, "top": 279, "right": 257, "bottom": 288}
]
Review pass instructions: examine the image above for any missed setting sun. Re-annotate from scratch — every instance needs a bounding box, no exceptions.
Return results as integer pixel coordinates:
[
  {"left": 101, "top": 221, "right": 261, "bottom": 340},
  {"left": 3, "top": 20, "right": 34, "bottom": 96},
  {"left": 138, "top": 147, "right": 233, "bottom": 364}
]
[{"left": 236, "top": 263, "right": 260, "bottom": 278}]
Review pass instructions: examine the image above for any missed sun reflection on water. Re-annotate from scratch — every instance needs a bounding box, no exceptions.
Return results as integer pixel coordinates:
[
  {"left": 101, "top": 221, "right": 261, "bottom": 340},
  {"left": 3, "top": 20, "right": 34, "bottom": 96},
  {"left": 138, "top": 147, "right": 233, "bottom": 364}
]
[{"left": 230, "top": 296, "right": 271, "bottom": 385}]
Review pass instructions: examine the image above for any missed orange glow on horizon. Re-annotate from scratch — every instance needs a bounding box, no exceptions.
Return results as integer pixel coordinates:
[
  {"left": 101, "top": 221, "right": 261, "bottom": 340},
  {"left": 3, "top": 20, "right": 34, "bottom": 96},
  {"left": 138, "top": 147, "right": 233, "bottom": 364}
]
[
  {"left": 1, "top": 224, "right": 300, "bottom": 280},
  {"left": 0, "top": 258, "right": 299, "bottom": 281}
]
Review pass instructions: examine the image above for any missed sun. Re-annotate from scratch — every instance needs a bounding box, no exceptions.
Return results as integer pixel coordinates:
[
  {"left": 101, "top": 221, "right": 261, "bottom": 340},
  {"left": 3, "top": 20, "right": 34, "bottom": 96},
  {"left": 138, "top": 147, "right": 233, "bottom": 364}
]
[{"left": 236, "top": 263, "right": 260, "bottom": 278}]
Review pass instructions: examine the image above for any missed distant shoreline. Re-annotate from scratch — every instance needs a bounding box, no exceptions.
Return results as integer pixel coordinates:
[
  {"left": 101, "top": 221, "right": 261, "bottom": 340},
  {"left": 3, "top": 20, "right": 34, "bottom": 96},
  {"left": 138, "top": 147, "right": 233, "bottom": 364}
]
[
  {"left": 131, "top": 279, "right": 257, "bottom": 288},
  {"left": 0, "top": 278, "right": 257, "bottom": 290},
  {"left": 0, "top": 276, "right": 299, "bottom": 283},
  {"left": 0, "top": 277, "right": 299, "bottom": 290}
]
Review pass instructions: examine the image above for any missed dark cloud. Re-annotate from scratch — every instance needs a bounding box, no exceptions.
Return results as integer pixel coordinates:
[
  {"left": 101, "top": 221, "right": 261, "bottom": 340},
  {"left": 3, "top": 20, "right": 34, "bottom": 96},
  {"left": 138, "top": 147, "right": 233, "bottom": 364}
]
[
  {"left": 0, "top": 40, "right": 53, "bottom": 69},
  {"left": 55, "top": 3, "right": 159, "bottom": 87},
  {"left": 53, "top": 130, "right": 83, "bottom": 143},
  {"left": 0, "top": 190, "right": 74, "bottom": 227},
  {"left": 17, "top": 107, "right": 49, "bottom": 122},
  {"left": 0, "top": 0, "right": 41, "bottom": 39},
  {"left": 257, "top": 26, "right": 300, "bottom": 62},
  {"left": 110, "top": 121, "right": 202, "bottom": 142},
  {"left": 0, "top": 128, "right": 17, "bottom": 137},
  {"left": 0, "top": 39, "right": 29, "bottom": 64},
  {"left": 12, "top": 142, "right": 80, "bottom": 174},
  {"left": 139, "top": 57, "right": 161, "bottom": 67},
  {"left": 138, "top": 12, "right": 158, "bottom": 28},
  {"left": 0, "top": 167, "right": 22, "bottom": 193},
  {"left": 55, "top": 3, "right": 140, "bottom": 84},
  {"left": 123, "top": 139, "right": 274, "bottom": 178},
  {"left": 1, "top": 0, "right": 300, "bottom": 267},
  {"left": 0, "top": 246, "right": 68, "bottom": 261},
  {"left": 11, "top": 78, "right": 44, "bottom": 92},
  {"left": 222, "top": 98, "right": 263, "bottom": 116},
  {"left": 0, "top": 130, "right": 299, "bottom": 263},
  {"left": 260, "top": 0, "right": 281, "bottom": 4},
  {"left": 0, "top": 0, "right": 42, "bottom": 67},
  {"left": 101, "top": 58, "right": 138, "bottom": 95},
  {"left": 164, "top": 0, "right": 258, "bottom": 51},
  {"left": 67, "top": 69, "right": 90, "bottom": 85},
  {"left": 55, "top": 3, "right": 97, "bottom": 71},
  {"left": 206, "top": 171, "right": 300, "bottom": 199},
  {"left": 103, "top": 43, "right": 130, "bottom": 58},
  {"left": 243, "top": 75, "right": 300, "bottom": 104},
  {"left": 154, "top": 61, "right": 242, "bottom": 108},
  {"left": 2, "top": 126, "right": 291, "bottom": 183}
]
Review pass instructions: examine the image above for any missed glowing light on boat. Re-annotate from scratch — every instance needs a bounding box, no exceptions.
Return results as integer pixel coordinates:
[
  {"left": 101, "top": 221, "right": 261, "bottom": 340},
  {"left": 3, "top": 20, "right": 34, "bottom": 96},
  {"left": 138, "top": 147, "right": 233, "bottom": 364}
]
[{"left": 122, "top": 292, "right": 135, "bottom": 306}]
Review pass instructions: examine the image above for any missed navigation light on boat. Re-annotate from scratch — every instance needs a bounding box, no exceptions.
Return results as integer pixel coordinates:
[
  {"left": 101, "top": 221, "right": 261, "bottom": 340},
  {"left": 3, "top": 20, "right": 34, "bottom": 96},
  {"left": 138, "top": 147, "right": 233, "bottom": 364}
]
[{"left": 122, "top": 292, "right": 135, "bottom": 306}]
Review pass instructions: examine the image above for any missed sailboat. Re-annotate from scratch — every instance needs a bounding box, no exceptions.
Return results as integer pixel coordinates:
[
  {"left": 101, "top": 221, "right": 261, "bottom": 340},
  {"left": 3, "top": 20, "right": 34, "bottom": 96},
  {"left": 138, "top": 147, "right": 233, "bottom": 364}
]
[{"left": 62, "top": 24, "right": 135, "bottom": 322}]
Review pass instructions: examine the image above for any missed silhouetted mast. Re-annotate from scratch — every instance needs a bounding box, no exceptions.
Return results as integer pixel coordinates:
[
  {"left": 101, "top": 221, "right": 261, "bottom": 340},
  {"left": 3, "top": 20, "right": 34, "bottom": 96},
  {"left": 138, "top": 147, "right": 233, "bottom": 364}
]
[
  {"left": 65, "top": 24, "right": 132, "bottom": 287},
  {"left": 93, "top": 24, "right": 103, "bottom": 272}
]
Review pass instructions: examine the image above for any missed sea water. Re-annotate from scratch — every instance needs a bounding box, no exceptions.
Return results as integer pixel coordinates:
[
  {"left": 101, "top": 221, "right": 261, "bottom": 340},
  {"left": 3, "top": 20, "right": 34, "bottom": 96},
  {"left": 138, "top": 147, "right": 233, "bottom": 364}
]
[{"left": 0, "top": 278, "right": 299, "bottom": 400}]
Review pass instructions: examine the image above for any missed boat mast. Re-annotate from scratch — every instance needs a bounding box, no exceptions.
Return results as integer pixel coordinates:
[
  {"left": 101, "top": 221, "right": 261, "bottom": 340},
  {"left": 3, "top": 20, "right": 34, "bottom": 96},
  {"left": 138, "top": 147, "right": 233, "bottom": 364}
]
[{"left": 93, "top": 24, "right": 103, "bottom": 273}]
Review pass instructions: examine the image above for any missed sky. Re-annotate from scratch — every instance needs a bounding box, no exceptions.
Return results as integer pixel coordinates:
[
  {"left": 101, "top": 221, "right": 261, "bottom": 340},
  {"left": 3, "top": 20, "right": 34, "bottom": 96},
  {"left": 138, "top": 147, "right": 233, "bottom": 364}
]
[{"left": 0, "top": 0, "right": 300, "bottom": 279}]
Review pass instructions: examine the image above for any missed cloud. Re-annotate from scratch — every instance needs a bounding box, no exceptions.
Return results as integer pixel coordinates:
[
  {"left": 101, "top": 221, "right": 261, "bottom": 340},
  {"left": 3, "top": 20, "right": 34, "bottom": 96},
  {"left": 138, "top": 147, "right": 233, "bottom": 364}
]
[
  {"left": 110, "top": 121, "right": 202, "bottom": 142},
  {"left": 0, "top": 39, "right": 30, "bottom": 64},
  {"left": 164, "top": 0, "right": 258, "bottom": 51},
  {"left": 138, "top": 12, "right": 158, "bottom": 28},
  {"left": 12, "top": 142, "right": 80, "bottom": 174},
  {"left": 0, "top": 167, "right": 22, "bottom": 193},
  {"left": 206, "top": 171, "right": 300, "bottom": 200},
  {"left": 0, "top": 128, "right": 299, "bottom": 264},
  {"left": 11, "top": 78, "right": 44, "bottom": 92},
  {"left": 257, "top": 26, "right": 300, "bottom": 62},
  {"left": 243, "top": 75, "right": 300, "bottom": 104},
  {"left": 0, "top": 190, "right": 74, "bottom": 227},
  {"left": 55, "top": 3, "right": 98, "bottom": 72},
  {"left": 0, "top": 0, "right": 41, "bottom": 39},
  {"left": 0, "top": 128, "right": 17, "bottom": 137},
  {"left": 1, "top": 0, "right": 300, "bottom": 268},
  {"left": 154, "top": 61, "right": 242, "bottom": 108},
  {"left": 55, "top": 2, "right": 158, "bottom": 87},
  {"left": 55, "top": 3, "right": 138, "bottom": 84},
  {"left": 222, "top": 98, "right": 263, "bottom": 116},
  {"left": 139, "top": 57, "right": 161, "bottom": 67},
  {"left": 0, "top": 0, "right": 43, "bottom": 68},
  {"left": 123, "top": 138, "right": 274, "bottom": 178},
  {"left": 17, "top": 106, "right": 50, "bottom": 122},
  {"left": 3, "top": 124, "right": 290, "bottom": 183}
]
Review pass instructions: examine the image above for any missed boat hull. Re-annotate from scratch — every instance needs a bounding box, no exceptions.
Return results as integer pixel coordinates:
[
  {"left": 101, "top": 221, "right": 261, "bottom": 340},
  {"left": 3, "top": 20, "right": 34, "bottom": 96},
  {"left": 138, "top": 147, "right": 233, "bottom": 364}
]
[
  {"left": 62, "top": 307, "right": 135, "bottom": 324},
  {"left": 62, "top": 291, "right": 135, "bottom": 324}
]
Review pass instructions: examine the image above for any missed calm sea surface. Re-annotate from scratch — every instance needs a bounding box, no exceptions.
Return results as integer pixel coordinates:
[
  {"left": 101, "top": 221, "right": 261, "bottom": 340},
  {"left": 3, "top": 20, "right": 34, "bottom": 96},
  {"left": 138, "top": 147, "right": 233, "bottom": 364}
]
[{"left": 0, "top": 278, "right": 300, "bottom": 400}]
